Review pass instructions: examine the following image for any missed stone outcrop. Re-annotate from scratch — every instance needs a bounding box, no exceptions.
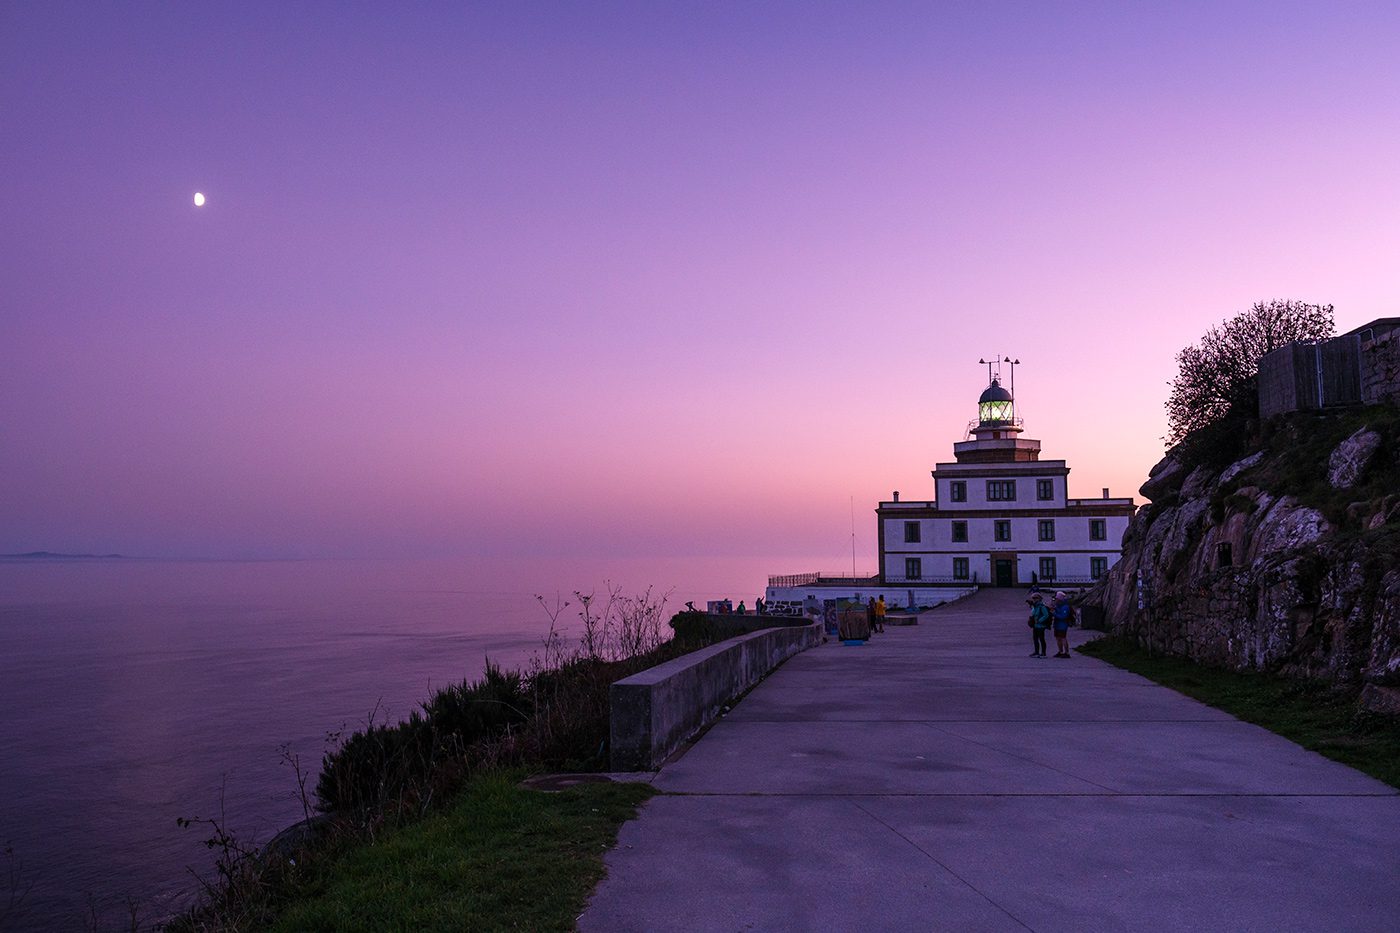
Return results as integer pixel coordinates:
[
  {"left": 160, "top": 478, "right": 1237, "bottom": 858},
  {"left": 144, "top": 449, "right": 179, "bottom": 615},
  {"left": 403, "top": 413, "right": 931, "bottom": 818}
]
[
  {"left": 1085, "top": 412, "right": 1400, "bottom": 705},
  {"left": 1138, "top": 453, "right": 1187, "bottom": 502},
  {"left": 1328, "top": 427, "right": 1381, "bottom": 488}
]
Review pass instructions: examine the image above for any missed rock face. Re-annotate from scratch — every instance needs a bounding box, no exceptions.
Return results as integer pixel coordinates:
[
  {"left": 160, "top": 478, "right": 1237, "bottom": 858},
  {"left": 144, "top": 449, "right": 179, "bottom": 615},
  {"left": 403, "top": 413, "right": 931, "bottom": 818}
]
[
  {"left": 1328, "top": 427, "right": 1381, "bottom": 488},
  {"left": 1085, "top": 416, "right": 1400, "bottom": 704}
]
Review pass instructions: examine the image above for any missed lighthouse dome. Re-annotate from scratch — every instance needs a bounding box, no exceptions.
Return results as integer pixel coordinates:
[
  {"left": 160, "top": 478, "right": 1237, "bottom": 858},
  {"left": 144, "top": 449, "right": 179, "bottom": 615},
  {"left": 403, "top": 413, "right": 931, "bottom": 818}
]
[{"left": 978, "top": 381, "right": 1013, "bottom": 404}]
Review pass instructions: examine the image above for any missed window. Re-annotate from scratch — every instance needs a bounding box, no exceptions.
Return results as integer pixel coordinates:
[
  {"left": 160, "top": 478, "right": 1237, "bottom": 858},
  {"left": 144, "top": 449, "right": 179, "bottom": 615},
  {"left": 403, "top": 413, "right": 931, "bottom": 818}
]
[
  {"left": 1090, "top": 519, "right": 1107, "bottom": 541},
  {"left": 905, "top": 557, "right": 922, "bottom": 580},
  {"left": 1037, "top": 479, "right": 1054, "bottom": 501},
  {"left": 1038, "top": 519, "right": 1055, "bottom": 541},
  {"left": 1039, "top": 557, "right": 1057, "bottom": 581},
  {"left": 1091, "top": 557, "right": 1108, "bottom": 579},
  {"left": 994, "top": 520, "right": 1011, "bottom": 542},
  {"left": 949, "top": 481, "right": 966, "bottom": 502},
  {"left": 904, "top": 521, "right": 921, "bottom": 543},
  {"left": 986, "top": 480, "right": 1017, "bottom": 501},
  {"left": 953, "top": 557, "right": 969, "bottom": 580},
  {"left": 1216, "top": 542, "right": 1232, "bottom": 568},
  {"left": 951, "top": 521, "right": 968, "bottom": 543}
]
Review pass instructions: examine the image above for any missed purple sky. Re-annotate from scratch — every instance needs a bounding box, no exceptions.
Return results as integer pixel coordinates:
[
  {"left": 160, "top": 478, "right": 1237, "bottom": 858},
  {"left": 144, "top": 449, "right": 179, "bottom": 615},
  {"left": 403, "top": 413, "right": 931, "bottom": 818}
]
[{"left": 3, "top": 2, "right": 1398, "bottom": 563}]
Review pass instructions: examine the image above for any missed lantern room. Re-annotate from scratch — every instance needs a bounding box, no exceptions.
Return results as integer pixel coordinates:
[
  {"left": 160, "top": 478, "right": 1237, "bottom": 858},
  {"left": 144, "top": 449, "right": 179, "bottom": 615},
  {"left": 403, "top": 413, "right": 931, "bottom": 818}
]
[
  {"left": 977, "top": 379, "right": 1015, "bottom": 426},
  {"left": 955, "top": 360, "right": 1039, "bottom": 462}
]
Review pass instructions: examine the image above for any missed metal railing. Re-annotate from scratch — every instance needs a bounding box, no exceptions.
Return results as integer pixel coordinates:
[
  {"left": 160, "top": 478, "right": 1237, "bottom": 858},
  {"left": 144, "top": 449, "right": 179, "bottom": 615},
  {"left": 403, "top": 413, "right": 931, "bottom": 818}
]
[
  {"left": 882, "top": 575, "right": 978, "bottom": 585},
  {"left": 1032, "top": 576, "right": 1102, "bottom": 586},
  {"left": 766, "top": 572, "right": 881, "bottom": 588},
  {"left": 963, "top": 417, "right": 1024, "bottom": 439},
  {"left": 767, "top": 572, "right": 821, "bottom": 588},
  {"left": 769, "top": 573, "right": 982, "bottom": 588}
]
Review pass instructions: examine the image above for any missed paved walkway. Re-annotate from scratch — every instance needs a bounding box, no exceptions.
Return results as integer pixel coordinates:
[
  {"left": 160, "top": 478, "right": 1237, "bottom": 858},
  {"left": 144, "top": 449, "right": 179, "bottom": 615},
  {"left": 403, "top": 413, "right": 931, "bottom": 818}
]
[{"left": 581, "top": 589, "right": 1400, "bottom": 932}]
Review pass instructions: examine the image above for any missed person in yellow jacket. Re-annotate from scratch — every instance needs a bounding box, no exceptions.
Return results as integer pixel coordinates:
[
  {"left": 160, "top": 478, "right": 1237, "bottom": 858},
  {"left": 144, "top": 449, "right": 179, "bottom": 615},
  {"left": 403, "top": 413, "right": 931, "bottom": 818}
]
[{"left": 874, "top": 595, "right": 887, "bottom": 632}]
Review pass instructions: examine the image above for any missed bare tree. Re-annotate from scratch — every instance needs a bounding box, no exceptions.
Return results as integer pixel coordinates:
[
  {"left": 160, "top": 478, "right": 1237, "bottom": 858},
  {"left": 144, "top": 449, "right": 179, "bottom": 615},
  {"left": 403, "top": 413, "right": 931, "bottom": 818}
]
[{"left": 1165, "top": 299, "right": 1334, "bottom": 446}]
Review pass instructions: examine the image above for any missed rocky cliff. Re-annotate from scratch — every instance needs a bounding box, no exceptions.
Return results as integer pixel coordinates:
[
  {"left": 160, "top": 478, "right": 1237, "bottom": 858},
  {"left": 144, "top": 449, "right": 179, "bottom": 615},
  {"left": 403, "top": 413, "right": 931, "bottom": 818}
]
[{"left": 1085, "top": 405, "right": 1400, "bottom": 714}]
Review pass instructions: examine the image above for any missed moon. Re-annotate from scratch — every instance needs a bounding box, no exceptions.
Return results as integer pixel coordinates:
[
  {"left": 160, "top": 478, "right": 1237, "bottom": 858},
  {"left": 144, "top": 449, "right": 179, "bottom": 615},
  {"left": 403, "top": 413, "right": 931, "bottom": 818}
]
[{"left": 193, "top": 192, "right": 206, "bottom": 207}]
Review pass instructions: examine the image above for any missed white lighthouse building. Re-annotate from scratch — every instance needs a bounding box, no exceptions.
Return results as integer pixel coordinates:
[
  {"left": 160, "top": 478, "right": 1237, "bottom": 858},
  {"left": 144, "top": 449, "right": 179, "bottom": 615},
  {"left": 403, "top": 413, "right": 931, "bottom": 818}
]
[
  {"left": 878, "top": 371, "right": 1135, "bottom": 590},
  {"left": 765, "top": 364, "right": 1134, "bottom": 611}
]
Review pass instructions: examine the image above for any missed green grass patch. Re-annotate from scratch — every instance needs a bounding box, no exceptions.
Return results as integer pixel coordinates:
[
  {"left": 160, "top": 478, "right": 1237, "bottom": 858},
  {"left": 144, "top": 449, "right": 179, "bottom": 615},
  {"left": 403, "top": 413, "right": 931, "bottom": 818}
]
[
  {"left": 268, "top": 772, "right": 654, "bottom": 933},
  {"left": 1078, "top": 637, "right": 1400, "bottom": 790},
  {"left": 1251, "top": 405, "right": 1400, "bottom": 523}
]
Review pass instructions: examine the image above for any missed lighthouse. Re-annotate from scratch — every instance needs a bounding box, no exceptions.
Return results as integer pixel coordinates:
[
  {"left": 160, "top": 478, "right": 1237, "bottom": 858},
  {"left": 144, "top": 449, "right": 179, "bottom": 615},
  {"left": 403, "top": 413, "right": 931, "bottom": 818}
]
[
  {"left": 764, "top": 361, "right": 1136, "bottom": 612},
  {"left": 877, "top": 362, "right": 1135, "bottom": 589}
]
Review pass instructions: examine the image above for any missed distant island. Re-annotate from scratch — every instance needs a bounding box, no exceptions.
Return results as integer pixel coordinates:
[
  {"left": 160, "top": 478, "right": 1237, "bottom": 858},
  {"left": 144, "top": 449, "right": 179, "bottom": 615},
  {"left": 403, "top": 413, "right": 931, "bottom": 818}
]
[{"left": 1, "top": 551, "right": 126, "bottom": 559}]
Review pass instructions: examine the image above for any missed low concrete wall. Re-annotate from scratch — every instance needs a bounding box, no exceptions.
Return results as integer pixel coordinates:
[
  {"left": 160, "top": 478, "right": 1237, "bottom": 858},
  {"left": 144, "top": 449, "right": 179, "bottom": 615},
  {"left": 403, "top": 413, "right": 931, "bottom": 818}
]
[{"left": 609, "top": 622, "right": 823, "bottom": 771}]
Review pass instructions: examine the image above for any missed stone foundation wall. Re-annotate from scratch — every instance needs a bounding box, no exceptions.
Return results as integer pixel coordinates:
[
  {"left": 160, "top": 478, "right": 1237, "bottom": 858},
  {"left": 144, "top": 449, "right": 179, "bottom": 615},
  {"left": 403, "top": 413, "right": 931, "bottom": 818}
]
[{"left": 1361, "top": 329, "right": 1400, "bottom": 405}]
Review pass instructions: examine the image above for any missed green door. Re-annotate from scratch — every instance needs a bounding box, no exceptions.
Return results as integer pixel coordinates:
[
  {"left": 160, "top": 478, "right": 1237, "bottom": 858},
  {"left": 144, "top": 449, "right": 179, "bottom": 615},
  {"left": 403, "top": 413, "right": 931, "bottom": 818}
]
[{"left": 995, "top": 559, "right": 1014, "bottom": 587}]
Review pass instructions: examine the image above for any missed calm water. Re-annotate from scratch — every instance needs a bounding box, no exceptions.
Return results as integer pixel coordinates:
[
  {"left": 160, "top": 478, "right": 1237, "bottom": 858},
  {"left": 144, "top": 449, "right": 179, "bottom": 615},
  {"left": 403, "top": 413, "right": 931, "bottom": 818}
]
[{"left": 0, "top": 555, "right": 796, "bottom": 930}]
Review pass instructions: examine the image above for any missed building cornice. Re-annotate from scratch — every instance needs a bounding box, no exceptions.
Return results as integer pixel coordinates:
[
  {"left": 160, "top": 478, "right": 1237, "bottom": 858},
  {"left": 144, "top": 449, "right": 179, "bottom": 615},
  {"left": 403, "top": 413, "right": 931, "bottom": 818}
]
[
  {"left": 877, "top": 504, "right": 1136, "bottom": 518},
  {"left": 933, "top": 462, "right": 1069, "bottom": 475},
  {"left": 887, "top": 547, "right": 1126, "bottom": 555}
]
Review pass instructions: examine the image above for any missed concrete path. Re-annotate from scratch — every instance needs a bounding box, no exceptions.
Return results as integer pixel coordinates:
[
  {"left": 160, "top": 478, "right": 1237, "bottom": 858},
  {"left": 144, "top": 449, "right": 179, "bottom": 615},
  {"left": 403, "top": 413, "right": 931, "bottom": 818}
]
[{"left": 581, "top": 589, "right": 1400, "bottom": 932}]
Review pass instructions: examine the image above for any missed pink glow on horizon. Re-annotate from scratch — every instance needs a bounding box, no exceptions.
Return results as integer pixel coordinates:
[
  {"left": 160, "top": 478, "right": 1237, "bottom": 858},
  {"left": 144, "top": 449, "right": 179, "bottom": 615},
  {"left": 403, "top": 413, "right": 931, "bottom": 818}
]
[{"left": 3, "top": 4, "right": 1399, "bottom": 563}]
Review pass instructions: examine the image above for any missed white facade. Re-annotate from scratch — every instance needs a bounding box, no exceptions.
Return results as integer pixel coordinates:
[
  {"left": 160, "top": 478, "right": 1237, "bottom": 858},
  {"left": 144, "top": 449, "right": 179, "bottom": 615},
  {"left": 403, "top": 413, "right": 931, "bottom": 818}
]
[{"left": 877, "top": 374, "right": 1134, "bottom": 589}]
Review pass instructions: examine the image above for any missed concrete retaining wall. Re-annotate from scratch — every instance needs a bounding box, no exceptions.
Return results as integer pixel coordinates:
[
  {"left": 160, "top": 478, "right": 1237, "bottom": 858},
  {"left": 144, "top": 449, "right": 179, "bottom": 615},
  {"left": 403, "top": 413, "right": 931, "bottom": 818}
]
[{"left": 609, "top": 622, "right": 823, "bottom": 771}]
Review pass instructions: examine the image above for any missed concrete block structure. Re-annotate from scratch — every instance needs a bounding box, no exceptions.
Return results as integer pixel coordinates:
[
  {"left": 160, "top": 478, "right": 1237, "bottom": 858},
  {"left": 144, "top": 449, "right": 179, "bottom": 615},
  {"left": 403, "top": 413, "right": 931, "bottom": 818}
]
[
  {"left": 1259, "top": 317, "right": 1400, "bottom": 418},
  {"left": 609, "top": 621, "right": 823, "bottom": 770}
]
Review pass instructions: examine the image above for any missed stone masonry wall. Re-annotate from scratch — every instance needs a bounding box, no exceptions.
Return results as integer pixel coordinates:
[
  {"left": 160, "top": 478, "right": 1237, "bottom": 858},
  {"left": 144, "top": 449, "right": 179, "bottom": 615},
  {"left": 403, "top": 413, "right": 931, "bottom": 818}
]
[{"left": 1361, "top": 328, "right": 1400, "bottom": 406}]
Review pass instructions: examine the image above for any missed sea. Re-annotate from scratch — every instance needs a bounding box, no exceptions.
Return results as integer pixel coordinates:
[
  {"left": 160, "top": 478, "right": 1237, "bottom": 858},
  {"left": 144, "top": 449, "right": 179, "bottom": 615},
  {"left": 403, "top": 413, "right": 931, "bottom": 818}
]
[{"left": 0, "top": 554, "right": 815, "bottom": 930}]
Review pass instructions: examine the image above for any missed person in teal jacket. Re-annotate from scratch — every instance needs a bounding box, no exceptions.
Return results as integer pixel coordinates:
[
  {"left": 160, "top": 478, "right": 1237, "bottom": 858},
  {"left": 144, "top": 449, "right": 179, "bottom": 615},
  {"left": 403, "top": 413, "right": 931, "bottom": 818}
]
[
  {"left": 1052, "top": 591, "right": 1075, "bottom": 658},
  {"left": 1027, "top": 593, "right": 1051, "bottom": 658}
]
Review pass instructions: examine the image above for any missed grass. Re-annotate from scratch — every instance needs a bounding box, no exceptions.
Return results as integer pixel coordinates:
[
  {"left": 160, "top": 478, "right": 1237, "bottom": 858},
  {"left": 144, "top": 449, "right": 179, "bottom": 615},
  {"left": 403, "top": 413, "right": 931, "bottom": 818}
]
[
  {"left": 266, "top": 771, "right": 654, "bottom": 933},
  {"left": 1078, "top": 636, "right": 1400, "bottom": 789}
]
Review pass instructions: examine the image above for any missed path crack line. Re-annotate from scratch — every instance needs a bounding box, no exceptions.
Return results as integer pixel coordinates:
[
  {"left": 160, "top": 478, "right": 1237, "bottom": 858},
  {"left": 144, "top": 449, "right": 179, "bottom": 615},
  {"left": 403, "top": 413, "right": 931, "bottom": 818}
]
[
  {"left": 922, "top": 722, "right": 1120, "bottom": 793},
  {"left": 849, "top": 798, "right": 1036, "bottom": 931}
]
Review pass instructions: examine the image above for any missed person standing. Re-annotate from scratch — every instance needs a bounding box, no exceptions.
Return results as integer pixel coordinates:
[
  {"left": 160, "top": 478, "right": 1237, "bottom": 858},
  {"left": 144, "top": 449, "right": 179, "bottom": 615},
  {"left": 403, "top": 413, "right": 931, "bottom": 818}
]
[
  {"left": 874, "top": 595, "right": 887, "bottom": 632},
  {"left": 1052, "top": 591, "right": 1074, "bottom": 658},
  {"left": 1027, "top": 593, "right": 1051, "bottom": 658}
]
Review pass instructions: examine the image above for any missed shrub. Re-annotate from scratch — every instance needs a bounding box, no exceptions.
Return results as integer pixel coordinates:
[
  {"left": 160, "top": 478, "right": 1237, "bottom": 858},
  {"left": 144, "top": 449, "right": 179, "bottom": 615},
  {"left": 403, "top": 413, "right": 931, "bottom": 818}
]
[
  {"left": 1166, "top": 299, "right": 1334, "bottom": 447},
  {"left": 315, "top": 664, "right": 530, "bottom": 819},
  {"left": 668, "top": 610, "right": 711, "bottom": 642},
  {"left": 420, "top": 662, "right": 530, "bottom": 743}
]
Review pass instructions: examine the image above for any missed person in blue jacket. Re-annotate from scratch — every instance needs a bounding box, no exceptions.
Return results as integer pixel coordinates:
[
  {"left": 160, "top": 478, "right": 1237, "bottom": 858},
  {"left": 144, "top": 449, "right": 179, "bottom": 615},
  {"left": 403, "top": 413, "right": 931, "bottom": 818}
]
[
  {"left": 1027, "top": 593, "right": 1051, "bottom": 658},
  {"left": 1051, "top": 590, "right": 1075, "bottom": 658}
]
